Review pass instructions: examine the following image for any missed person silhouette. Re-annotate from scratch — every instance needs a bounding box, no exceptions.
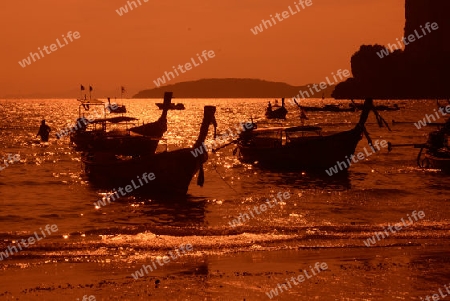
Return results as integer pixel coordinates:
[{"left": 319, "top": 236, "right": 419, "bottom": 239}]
[{"left": 36, "top": 120, "right": 51, "bottom": 142}]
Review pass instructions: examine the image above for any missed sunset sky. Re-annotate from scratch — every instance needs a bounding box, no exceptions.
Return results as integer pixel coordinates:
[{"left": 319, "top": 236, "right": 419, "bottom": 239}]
[{"left": 0, "top": 0, "right": 404, "bottom": 98}]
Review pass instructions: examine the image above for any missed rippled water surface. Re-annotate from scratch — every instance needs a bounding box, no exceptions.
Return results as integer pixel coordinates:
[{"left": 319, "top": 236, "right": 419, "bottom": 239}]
[{"left": 0, "top": 99, "right": 449, "bottom": 300}]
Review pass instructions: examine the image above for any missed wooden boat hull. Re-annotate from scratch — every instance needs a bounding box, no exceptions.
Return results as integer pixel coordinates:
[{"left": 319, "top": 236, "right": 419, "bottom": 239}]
[
  {"left": 82, "top": 105, "right": 217, "bottom": 196},
  {"left": 238, "top": 128, "right": 362, "bottom": 169},
  {"left": 71, "top": 92, "right": 172, "bottom": 155},
  {"left": 71, "top": 132, "right": 160, "bottom": 156},
  {"left": 239, "top": 99, "right": 373, "bottom": 172},
  {"left": 82, "top": 149, "right": 207, "bottom": 196},
  {"left": 266, "top": 107, "right": 287, "bottom": 119},
  {"left": 109, "top": 105, "right": 127, "bottom": 113},
  {"left": 424, "top": 152, "right": 450, "bottom": 173},
  {"left": 156, "top": 103, "right": 185, "bottom": 110},
  {"left": 350, "top": 104, "right": 400, "bottom": 111}
]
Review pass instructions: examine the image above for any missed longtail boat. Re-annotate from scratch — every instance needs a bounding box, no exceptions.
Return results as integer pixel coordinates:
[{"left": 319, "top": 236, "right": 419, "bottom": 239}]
[
  {"left": 82, "top": 106, "right": 217, "bottom": 196},
  {"left": 107, "top": 97, "right": 127, "bottom": 114},
  {"left": 70, "top": 92, "right": 173, "bottom": 156},
  {"left": 266, "top": 98, "right": 288, "bottom": 119},
  {"left": 349, "top": 102, "right": 400, "bottom": 111},
  {"left": 236, "top": 98, "right": 374, "bottom": 171},
  {"left": 129, "top": 92, "right": 173, "bottom": 137},
  {"left": 302, "top": 104, "right": 355, "bottom": 112},
  {"left": 423, "top": 152, "right": 450, "bottom": 173},
  {"left": 156, "top": 103, "right": 185, "bottom": 110},
  {"left": 416, "top": 126, "right": 450, "bottom": 173}
]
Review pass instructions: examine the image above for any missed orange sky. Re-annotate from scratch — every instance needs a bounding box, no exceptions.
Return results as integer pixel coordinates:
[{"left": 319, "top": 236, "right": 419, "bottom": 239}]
[{"left": 0, "top": 0, "right": 405, "bottom": 98}]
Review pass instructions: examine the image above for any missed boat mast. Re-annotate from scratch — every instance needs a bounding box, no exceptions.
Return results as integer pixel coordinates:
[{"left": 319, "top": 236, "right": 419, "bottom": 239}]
[{"left": 121, "top": 86, "right": 125, "bottom": 100}]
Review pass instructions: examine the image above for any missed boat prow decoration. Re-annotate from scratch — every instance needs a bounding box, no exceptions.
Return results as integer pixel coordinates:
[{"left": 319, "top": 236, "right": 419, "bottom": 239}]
[
  {"left": 237, "top": 98, "right": 374, "bottom": 171},
  {"left": 130, "top": 92, "right": 173, "bottom": 137},
  {"left": 82, "top": 105, "right": 217, "bottom": 196}
]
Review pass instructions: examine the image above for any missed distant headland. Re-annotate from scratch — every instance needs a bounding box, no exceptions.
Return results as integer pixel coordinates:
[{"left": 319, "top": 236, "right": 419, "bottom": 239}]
[
  {"left": 133, "top": 78, "right": 336, "bottom": 99},
  {"left": 333, "top": 0, "right": 450, "bottom": 99}
]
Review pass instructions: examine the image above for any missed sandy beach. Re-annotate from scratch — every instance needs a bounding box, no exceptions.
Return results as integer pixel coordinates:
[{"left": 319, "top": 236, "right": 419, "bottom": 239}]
[{"left": 2, "top": 237, "right": 450, "bottom": 301}]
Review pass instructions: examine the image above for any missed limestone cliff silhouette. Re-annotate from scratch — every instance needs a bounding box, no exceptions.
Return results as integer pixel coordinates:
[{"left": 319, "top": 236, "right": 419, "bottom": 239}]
[
  {"left": 133, "top": 78, "right": 335, "bottom": 98},
  {"left": 333, "top": 0, "right": 450, "bottom": 99}
]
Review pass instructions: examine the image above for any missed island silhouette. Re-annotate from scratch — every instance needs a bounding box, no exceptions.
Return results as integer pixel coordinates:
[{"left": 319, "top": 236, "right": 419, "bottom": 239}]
[{"left": 133, "top": 78, "right": 335, "bottom": 99}]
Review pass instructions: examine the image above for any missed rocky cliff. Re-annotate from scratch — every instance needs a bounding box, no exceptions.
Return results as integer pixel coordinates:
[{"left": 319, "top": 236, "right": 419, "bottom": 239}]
[{"left": 333, "top": 0, "right": 450, "bottom": 99}]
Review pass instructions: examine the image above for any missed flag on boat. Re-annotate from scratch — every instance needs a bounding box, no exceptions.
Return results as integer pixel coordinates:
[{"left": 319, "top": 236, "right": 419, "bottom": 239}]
[
  {"left": 80, "top": 85, "right": 85, "bottom": 91},
  {"left": 89, "top": 86, "right": 93, "bottom": 92},
  {"left": 121, "top": 86, "right": 126, "bottom": 93}
]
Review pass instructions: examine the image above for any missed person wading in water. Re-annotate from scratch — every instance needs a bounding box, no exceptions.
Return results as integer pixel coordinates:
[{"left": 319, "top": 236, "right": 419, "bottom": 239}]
[{"left": 36, "top": 120, "right": 51, "bottom": 142}]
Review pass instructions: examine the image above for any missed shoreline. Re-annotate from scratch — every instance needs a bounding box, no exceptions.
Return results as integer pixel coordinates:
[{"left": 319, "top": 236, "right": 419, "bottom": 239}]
[{"left": 2, "top": 242, "right": 450, "bottom": 300}]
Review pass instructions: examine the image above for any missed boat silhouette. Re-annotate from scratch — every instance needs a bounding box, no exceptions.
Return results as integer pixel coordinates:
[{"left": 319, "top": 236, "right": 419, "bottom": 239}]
[
  {"left": 265, "top": 98, "right": 288, "bottom": 119},
  {"left": 82, "top": 106, "right": 217, "bottom": 196},
  {"left": 70, "top": 92, "right": 173, "bottom": 156},
  {"left": 349, "top": 102, "right": 400, "bottom": 111},
  {"left": 416, "top": 125, "right": 450, "bottom": 173},
  {"left": 236, "top": 98, "right": 374, "bottom": 172},
  {"left": 302, "top": 104, "right": 355, "bottom": 112},
  {"left": 155, "top": 102, "right": 185, "bottom": 110}
]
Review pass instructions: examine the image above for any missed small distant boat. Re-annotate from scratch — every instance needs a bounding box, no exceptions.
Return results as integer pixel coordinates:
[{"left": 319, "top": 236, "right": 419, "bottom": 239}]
[
  {"left": 156, "top": 103, "right": 185, "bottom": 110},
  {"left": 82, "top": 106, "right": 217, "bottom": 196},
  {"left": 236, "top": 98, "right": 374, "bottom": 171},
  {"left": 375, "top": 104, "right": 400, "bottom": 111},
  {"left": 107, "top": 97, "right": 127, "bottom": 114},
  {"left": 350, "top": 102, "right": 400, "bottom": 111},
  {"left": 129, "top": 92, "right": 173, "bottom": 137},
  {"left": 266, "top": 98, "right": 288, "bottom": 119},
  {"left": 302, "top": 104, "right": 355, "bottom": 113},
  {"left": 272, "top": 99, "right": 281, "bottom": 107}
]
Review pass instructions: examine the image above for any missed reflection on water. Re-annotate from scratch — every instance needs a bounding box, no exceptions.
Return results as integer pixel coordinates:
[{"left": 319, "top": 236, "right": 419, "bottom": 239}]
[
  {"left": 0, "top": 99, "right": 448, "bottom": 256},
  {"left": 129, "top": 196, "right": 208, "bottom": 227}
]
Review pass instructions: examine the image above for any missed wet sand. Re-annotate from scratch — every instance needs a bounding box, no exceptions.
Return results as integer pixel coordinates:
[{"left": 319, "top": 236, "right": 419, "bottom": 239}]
[{"left": 1, "top": 241, "right": 449, "bottom": 301}]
